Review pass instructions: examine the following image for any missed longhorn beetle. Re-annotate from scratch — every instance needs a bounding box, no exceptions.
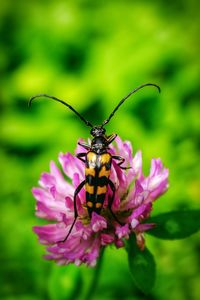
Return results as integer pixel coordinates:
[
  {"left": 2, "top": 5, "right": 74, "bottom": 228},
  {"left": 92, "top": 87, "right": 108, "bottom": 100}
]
[{"left": 29, "top": 83, "right": 160, "bottom": 242}]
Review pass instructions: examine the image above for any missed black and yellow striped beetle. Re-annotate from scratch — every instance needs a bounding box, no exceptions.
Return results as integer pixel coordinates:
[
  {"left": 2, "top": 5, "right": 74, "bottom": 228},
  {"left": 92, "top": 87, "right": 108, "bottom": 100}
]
[{"left": 29, "top": 83, "right": 160, "bottom": 242}]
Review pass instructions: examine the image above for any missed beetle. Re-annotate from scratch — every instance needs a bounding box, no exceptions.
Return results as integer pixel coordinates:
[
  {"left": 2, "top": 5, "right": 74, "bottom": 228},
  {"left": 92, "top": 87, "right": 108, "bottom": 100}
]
[{"left": 29, "top": 83, "right": 160, "bottom": 242}]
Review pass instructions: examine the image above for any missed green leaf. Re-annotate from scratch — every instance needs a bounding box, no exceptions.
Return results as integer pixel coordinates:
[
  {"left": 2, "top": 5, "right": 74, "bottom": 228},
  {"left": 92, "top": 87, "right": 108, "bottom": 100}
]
[
  {"left": 147, "top": 210, "right": 200, "bottom": 239},
  {"left": 127, "top": 234, "right": 156, "bottom": 294}
]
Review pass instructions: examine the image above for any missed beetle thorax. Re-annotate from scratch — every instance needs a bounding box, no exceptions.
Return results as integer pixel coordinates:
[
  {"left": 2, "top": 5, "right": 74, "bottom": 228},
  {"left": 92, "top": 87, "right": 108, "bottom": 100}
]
[{"left": 91, "top": 136, "right": 107, "bottom": 153}]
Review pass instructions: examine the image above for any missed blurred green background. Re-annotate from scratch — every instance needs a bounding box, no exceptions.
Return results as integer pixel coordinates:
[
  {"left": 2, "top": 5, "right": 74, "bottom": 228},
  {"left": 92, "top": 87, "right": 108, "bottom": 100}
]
[{"left": 1, "top": 0, "right": 199, "bottom": 299}]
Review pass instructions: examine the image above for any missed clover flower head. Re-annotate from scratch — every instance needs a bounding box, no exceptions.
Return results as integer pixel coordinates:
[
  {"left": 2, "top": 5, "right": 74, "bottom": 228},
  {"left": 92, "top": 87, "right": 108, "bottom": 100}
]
[{"left": 33, "top": 136, "right": 169, "bottom": 266}]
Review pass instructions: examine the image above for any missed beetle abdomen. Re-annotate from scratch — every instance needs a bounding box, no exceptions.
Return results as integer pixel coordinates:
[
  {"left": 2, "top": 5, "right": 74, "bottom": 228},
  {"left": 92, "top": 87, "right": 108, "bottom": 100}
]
[{"left": 85, "top": 151, "right": 111, "bottom": 216}]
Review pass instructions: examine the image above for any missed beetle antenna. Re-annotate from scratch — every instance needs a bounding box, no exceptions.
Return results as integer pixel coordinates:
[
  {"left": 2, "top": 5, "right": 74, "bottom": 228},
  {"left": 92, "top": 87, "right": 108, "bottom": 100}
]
[
  {"left": 28, "top": 94, "right": 93, "bottom": 128},
  {"left": 102, "top": 83, "right": 160, "bottom": 126}
]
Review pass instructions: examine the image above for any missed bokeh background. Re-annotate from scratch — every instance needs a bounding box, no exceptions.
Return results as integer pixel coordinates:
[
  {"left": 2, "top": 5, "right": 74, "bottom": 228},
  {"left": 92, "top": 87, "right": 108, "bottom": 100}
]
[{"left": 1, "top": 0, "right": 199, "bottom": 299}]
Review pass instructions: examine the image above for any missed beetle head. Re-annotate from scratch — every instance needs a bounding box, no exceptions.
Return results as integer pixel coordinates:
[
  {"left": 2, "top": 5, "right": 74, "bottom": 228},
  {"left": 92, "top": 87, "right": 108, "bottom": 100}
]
[{"left": 90, "top": 126, "right": 106, "bottom": 137}]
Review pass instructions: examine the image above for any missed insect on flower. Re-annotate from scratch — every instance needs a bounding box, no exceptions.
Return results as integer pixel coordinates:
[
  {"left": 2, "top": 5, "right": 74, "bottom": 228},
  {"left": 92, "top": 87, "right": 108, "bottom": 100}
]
[{"left": 29, "top": 83, "right": 160, "bottom": 243}]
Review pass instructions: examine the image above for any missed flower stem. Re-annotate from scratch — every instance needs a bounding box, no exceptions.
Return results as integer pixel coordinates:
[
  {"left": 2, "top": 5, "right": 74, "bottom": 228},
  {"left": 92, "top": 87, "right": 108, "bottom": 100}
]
[{"left": 84, "top": 247, "right": 105, "bottom": 300}]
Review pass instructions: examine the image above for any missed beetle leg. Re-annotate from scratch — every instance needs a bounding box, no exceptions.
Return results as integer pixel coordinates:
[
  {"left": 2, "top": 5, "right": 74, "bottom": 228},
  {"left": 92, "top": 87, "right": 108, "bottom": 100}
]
[
  {"left": 76, "top": 152, "right": 86, "bottom": 163},
  {"left": 112, "top": 155, "right": 131, "bottom": 170},
  {"left": 108, "top": 179, "right": 123, "bottom": 225},
  {"left": 78, "top": 141, "right": 91, "bottom": 150},
  {"left": 107, "top": 133, "right": 117, "bottom": 145},
  {"left": 59, "top": 180, "right": 86, "bottom": 243}
]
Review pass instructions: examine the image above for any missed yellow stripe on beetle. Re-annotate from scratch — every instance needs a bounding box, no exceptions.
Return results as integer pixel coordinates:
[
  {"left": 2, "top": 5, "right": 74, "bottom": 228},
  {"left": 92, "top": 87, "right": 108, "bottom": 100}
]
[
  {"left": 95, "top": 202, "right": 102, "bottom": 208},
  {"left": 97, "top": 185, "right": 107, "bottom": 195},
  {"left": 100, "top": 153, "right": 111, "bottom": 164},
  {"left": 85, "top": 167, "right": 96, "bottom": 177},
  {"left": 99, "top": 165, "right": 110, "bottom": 178},
  {"left": 85, "top": 183, "right": 94, "bottom": 194}
]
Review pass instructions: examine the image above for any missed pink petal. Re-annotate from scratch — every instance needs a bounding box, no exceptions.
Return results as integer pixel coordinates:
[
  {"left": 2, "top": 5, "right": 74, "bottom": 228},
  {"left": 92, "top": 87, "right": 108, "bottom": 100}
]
[
  {"left": 59, "top": 152, "right": 84, "bottom": 179},
  {"left": 39, "top": 172, "right": 55, "bottom": 188},
  {"left": 50, "top": 161, "right": 74, "bottom": 196},
  {"left": 33, "top": 223, "right": 68, "bottom": 243},
  {"left": 32, "top": 187, "right": 68, "bottom": 215},
  {"left": 132, "top": 151, "right": 143, "bottom": 178},
  {"left": 129, "top": 203, "right": 152, "bottom": 223},
  {"left": 135, "top": 223, "right": 156, "bottom": 232},
  {"left": 91, "top": 212, "right": 107, "bottom": 232},
  {"left": 115, "top": 224, "right": 130, "bottom": 239},
  {"left": 36, "top": 201, "right": 62, "bottom": 221},
  {"left": 101, "top": 233, "right": 115, "bottom": 245}
]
